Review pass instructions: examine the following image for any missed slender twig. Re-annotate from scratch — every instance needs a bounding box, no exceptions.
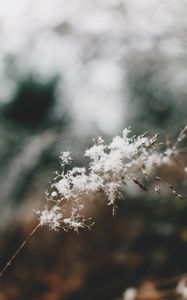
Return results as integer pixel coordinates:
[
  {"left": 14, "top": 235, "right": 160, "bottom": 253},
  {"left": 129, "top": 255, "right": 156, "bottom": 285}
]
[{"left": 0, "top": 223, "right": 40, "bottom": 278}]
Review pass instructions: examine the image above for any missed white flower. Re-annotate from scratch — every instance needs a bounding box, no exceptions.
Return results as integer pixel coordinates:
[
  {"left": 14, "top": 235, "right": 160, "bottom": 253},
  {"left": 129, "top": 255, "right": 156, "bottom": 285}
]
[
  {"left": 60, "top": 151, "right": 72, "bottom": 166},
  {"left": 40, "top": 128, "right": 160, "bottom": 231},
  {"left": 51, "top": 191, "right": 58, "bottom": 198},
  {"left": 63, "top": 217, "right": 85, "bottom": 232},
  {"left": 54, "top": 177, "right": 71, "bottom": 199},
  {"left": 37, "top": 126, "right": 186, "bottom": 231},
  {"left": 69, "top": 167, "right": 86, "bottom": 176},
  {"left": 38, "top": 206, "right": 62, "bottom": 231},
  {"left": 71, "top": 173, "right": 89, "bottom": 193},
  {"left": 105, "top": 182, "right": 121, "bottom": 205},
  {"left": 85, "top": 143, "right": 106, "bottom": 161}
]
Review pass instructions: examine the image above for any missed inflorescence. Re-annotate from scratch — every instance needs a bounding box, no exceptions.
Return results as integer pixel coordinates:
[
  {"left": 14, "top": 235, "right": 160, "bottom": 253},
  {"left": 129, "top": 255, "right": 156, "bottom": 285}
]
[{"left": 36, "top": 126, "right": 187, "bottom": 232}]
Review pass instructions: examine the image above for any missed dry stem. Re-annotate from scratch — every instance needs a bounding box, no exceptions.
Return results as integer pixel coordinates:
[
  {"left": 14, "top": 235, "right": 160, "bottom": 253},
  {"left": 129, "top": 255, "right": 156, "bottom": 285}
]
[{"left": 0, "top": 223, "right": 40, "bottom": 278}]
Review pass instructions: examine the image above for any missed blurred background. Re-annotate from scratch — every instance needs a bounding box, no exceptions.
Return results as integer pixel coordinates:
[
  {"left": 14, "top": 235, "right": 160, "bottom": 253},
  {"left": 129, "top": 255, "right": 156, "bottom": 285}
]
[{"left": 0, "top": 1, "right": 187, "bottom": 299}]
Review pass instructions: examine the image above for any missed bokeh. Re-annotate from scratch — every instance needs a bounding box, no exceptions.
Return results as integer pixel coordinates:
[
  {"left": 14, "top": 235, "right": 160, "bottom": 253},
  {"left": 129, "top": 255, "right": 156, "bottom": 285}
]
[{"left": 0, "top": 1, "right": 187, "bottom": 299}]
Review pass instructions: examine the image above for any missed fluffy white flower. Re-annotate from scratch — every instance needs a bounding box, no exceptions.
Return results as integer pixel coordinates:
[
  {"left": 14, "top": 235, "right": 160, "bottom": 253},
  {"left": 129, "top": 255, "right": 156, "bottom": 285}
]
[
  {"left": 38, "top": 206, "right": 62, "bottom": 231},
  {"left": 60, "top": 151, "right": 72, "bottom": 166},
  {"left": 63, "top": 217, "right": 85, "bottom": 232},
  {"left": 37, "top": 126, "right": 186, "bottom": 231},
  {"left": 105, "top": 182, "right": 121, "bottom": 205},
  {"left": 54, "top": 177, "right": 71, "bottom": 199},
  {"left": 39, "top": 128, "right": 160, "bottom": 231},
  {"left": 85, "top": 143, "right": 106, "bottom": 161}
]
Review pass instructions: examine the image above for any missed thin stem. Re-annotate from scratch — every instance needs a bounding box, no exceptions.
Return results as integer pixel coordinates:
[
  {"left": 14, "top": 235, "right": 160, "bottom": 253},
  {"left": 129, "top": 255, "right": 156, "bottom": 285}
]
[{"left": 0, "top": 223, "right": 40, "bottom": 278}]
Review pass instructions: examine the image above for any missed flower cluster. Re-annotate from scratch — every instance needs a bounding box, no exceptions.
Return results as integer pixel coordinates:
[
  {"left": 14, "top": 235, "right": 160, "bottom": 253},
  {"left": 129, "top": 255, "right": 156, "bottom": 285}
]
[
  {"left": 36, "top": 206, "right": 62, "bottom": 231},
  {"left": 37, "top": 126, "right": 186, "bottom": 231}
]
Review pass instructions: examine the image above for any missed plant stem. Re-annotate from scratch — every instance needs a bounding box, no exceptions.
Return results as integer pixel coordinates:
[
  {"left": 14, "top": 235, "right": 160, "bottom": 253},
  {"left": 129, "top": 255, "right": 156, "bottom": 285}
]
[{"left": 0, "top": 223, "right": 40, "bottom": 278}]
